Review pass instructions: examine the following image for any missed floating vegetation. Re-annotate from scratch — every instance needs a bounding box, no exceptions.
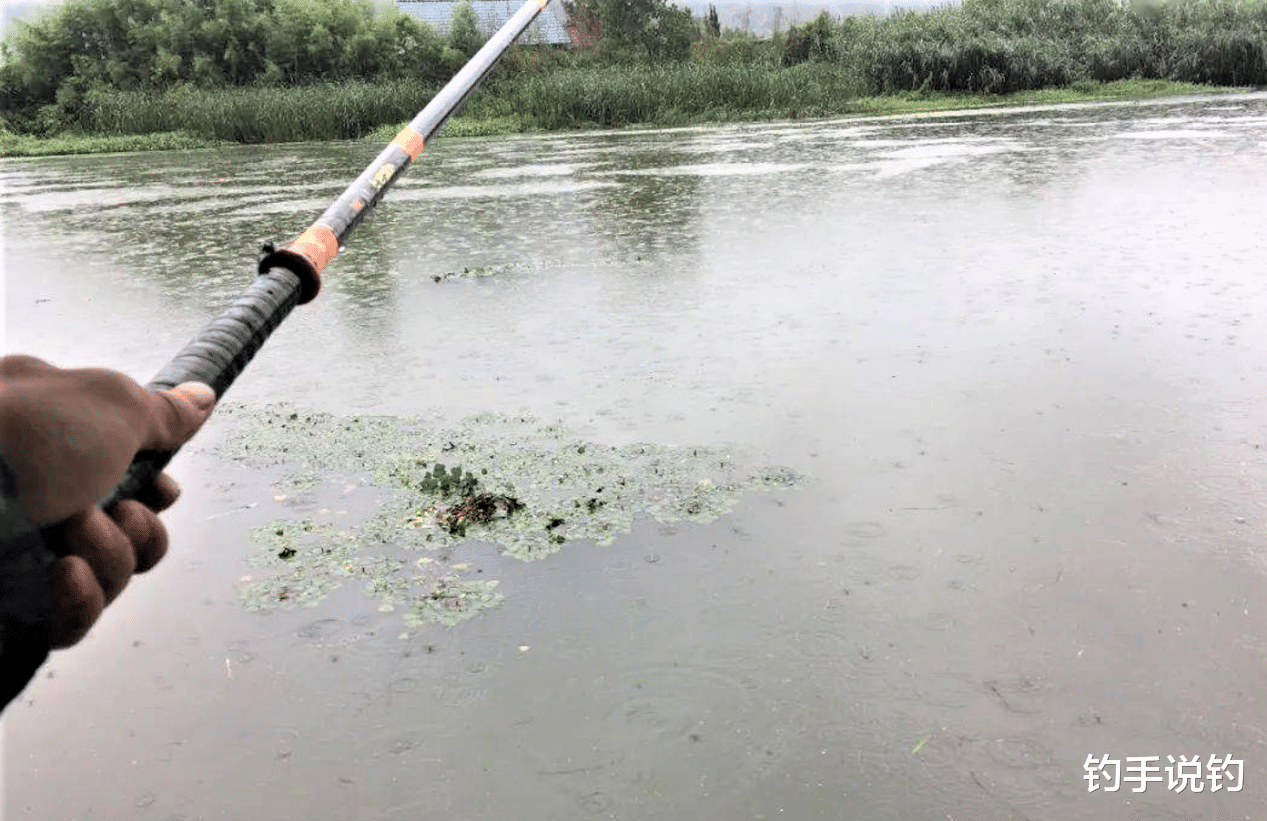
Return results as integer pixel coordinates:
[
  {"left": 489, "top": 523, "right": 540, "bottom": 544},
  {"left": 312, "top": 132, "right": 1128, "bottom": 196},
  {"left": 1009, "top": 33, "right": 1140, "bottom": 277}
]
[
  {"left": 0, "top": 129, "right": 222, "bottom": 158},
  {"left": 216, "top": 404, "right": 804, "bottom": 630},
  {"left": 403, "top": 462, "right": 525, "bottom": 537},
  {"left": 430, "top": 264, "right": 513, "bottom": 282}
]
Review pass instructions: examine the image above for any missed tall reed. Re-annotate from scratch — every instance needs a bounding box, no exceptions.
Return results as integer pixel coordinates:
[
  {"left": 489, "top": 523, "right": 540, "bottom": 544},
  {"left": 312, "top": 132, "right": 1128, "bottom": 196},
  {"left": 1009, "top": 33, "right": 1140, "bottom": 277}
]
[
  {"left": 832, "top": 0, "right": 1267, "bottom": 93},
  {"left": 79, "top": 79, "right": 437, "bottom": 142}
]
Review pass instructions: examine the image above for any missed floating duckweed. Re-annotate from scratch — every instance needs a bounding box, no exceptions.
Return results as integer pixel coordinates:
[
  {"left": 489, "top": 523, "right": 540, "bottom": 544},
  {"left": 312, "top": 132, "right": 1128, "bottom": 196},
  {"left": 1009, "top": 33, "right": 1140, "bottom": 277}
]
[
  {"left": 430, "top": 264, "right": 511, "bottom": 283},
  {"left": 757, "top": 466, "right": 803, "bottom": 488},
  {"left": 407, "top": 577, "right": 503, "bottom": 628},
  {"left": 216, "top": 404, "right": 805, "bottom": 629}
]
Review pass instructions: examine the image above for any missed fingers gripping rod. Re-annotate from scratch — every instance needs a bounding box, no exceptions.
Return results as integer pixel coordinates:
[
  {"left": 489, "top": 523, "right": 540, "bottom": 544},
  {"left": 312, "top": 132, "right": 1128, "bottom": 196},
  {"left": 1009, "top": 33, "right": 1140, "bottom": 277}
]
[{"left": 0, "top": 0, "right": 551, "bottom": 700}]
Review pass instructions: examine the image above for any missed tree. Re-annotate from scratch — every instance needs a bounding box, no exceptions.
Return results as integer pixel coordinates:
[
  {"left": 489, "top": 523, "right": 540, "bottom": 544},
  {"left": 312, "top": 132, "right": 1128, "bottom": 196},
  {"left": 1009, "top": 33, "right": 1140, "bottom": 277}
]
[
  {"left": 562, "top": 0, "right": 602, "bottom": 48},
  {"left": 375, "top": 13, "right": 447, "bottom": 83},
  {"left": 0, "top": 0, "right": 458, "bottom": 131},
  {"left": 706, "top": 4, "right": 721, "bottom": 38},
  {"left": 782, "top": 9, "right": 836, "bottom": 65},
  {"left": 644, "top": 4, "right": 695, "bottom": 60},
  {"left": 597, "top": 0, "right": 696, "bottom": 60},
  {"left": 449, "top": 0, "right": 483, "bottom": 57}
]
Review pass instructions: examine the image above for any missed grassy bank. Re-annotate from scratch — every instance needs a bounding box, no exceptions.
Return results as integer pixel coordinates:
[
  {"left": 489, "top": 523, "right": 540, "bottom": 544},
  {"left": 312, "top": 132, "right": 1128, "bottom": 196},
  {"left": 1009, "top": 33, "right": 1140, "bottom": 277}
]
[
  {"left": 4, "top": 0, "right": 1266, "bottom": 156},
  {"left": 462, "top": 68, "right": 1223, "bottom": 129},
  {"left": 370, "top": 76, "right": 1224, "bottom": 138},
  {"left": 0, "top": 129, "right": 224, "bottom": 157},
  {"left": 1, "top": 74, "right": 1232, "bottom": 159}
]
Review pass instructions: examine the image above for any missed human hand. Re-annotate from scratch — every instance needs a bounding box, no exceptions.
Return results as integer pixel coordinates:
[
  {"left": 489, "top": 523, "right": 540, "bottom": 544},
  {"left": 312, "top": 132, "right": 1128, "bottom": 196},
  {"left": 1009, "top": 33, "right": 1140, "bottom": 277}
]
[{"left": 0, "top": 355, "right": 217, "bottom": 648}]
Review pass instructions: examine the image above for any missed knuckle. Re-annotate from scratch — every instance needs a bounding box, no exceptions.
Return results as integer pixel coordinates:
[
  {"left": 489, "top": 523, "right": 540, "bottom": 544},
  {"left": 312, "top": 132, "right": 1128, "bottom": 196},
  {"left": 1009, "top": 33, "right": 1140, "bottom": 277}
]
[
  {"left": 114, "top": 500, "right": 168, "bottom": 573},
  {"left": 0, "top": 354, "right": 52, "bottom": 379},
  {"left": 76, "top": 367, "right": 147, "bottom": 407},
  {"left": 49, "top": 557, "right": 104, "bottom": 648},
  {"left": 65, "top": 508, "right": 137, "bottom": 603}
]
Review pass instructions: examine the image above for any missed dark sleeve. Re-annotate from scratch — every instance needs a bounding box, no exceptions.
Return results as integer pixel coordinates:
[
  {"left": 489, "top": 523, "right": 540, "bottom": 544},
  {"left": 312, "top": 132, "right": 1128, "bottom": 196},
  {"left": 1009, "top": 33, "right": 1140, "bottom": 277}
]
[{"left": 0, "top": 457, "right": 53, "bottom": 713}]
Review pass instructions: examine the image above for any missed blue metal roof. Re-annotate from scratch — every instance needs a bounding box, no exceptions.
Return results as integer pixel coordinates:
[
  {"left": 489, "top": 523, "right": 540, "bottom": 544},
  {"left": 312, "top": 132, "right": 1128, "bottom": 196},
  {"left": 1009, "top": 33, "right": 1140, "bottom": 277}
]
[{"left": 397, "top": 1, "right": 574, "bottom": 45}]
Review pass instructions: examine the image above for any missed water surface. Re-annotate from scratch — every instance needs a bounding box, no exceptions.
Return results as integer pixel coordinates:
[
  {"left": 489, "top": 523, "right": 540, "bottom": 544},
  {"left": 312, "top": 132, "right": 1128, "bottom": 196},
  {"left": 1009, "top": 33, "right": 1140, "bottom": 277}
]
[{"left": 5, "top": 92, "right": 1267, "bottom": 820}]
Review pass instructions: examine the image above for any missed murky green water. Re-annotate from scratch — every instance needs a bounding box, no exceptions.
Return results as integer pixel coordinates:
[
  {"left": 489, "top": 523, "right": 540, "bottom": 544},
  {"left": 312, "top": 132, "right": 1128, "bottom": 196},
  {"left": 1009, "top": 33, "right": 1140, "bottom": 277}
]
[{"left": 6, "top": 92, "right": 1267, "bottom": 820}]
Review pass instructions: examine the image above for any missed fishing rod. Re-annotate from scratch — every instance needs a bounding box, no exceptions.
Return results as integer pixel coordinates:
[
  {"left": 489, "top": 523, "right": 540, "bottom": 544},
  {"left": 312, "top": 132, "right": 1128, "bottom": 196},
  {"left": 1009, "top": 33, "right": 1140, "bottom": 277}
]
[
  {"left": 0, "top": 0, "right": 552, "bottom": 689},
  {"left": 101, "top": 0, "right": 552, "bottom": 508}
]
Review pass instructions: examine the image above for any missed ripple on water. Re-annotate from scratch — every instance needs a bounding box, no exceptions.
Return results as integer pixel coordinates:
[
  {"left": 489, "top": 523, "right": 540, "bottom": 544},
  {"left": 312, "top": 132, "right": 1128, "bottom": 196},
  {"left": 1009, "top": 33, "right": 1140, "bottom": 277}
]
[
  {"left": 608, "top": 162, "right": 809, "bottom": 177},
  {"left": 471, "top": 164, "right": 583, "bottom": 179},
  {"left": 436, "top": 669, "right": 487, "bottom": 708},
  {"left": 514, "top": 661, "right": 781, "bottom": 806},
  {"left": 840, "top": 520, "right": 888, "bottom": 547},
  {"left": 785, "top": 628, "right": 854, "bottom": 665},
  {"left": 225, "top": 640, "right": 255, "bottom": 663},
  {"left": 1192, "top": 474, "right": 1250, "bottom": 496},
  {"left": 296, "top": 618, "right": 343, "bottom": 640}
]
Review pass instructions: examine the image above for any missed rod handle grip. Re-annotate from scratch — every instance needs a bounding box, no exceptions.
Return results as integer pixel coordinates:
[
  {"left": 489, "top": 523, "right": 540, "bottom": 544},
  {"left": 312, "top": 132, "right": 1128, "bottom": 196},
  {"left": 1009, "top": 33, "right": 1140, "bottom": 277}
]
[
  {"left": 99, "top": 266, "right": 303, "bottom": 509},
  {"left": 0, "top": 267, "right": 304, "bottom": 708}
]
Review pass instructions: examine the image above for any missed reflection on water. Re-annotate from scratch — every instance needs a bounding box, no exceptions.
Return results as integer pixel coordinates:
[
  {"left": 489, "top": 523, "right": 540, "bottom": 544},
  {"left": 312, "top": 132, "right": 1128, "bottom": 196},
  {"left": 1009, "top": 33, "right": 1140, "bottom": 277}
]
[{"left": 6, "top": 92, "right": 1267, "bottom": 820}]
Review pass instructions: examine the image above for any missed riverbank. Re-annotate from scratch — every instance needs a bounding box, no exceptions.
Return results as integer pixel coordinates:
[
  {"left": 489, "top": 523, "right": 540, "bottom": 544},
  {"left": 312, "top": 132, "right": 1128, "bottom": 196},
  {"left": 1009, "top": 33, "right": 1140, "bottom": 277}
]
[{"left": 0, "top": 78, "right": 1236, "bottom": 159}]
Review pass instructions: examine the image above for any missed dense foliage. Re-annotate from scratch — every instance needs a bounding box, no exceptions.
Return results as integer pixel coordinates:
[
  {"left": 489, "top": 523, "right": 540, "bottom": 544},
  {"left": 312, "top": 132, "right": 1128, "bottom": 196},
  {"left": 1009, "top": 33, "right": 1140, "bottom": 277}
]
[
  {"left": 562, "top": 0, "right": 696, "bottom": 59},
  {"left": 0, "top": 0, "right": 469, "bottom": 133},
  {"left": 448, "top": 0, "right": 483, "bottom": 58},
  {"left": 834, "top": 0, "right": 1267, "bottom": 93},
  {"left": 3, "top": 0, "right": 1267, "bottom": 141},
  {"left": 714, "top": 0, "right": 1267, "bottom": 92}
]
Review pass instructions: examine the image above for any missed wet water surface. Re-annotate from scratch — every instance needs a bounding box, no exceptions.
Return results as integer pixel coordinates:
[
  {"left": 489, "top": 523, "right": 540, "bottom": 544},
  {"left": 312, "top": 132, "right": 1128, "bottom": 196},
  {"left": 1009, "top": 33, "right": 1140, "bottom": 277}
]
[{"left": 5, "top": 93, "right": 1267, "bottom": 820}]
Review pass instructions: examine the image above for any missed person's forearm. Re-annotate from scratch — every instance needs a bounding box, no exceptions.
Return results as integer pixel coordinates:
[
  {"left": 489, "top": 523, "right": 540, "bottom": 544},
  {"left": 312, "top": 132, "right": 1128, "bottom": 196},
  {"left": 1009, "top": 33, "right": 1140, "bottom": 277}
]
[{"left": 0, "top": 455, "right": 53, "bottom": 712}]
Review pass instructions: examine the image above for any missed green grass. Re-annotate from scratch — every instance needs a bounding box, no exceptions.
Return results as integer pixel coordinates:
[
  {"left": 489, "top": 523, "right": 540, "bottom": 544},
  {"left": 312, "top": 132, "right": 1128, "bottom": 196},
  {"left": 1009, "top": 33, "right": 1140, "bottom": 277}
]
[
  {"left": 363, "top": 112, "right": 536, "bottom": 143},
  {"left": 0, "top": 129, "right": 221, "bottom": 158},
  {"left": 6, "top": 0, "right": 1265, "bottom": 155},
  {"left": 5, "top": 0, "right": 1267, "bottom": 156},
  {"left": 75, "top": 79, "right": 438, "bottom": 143},
  {"left": 3, "top": 76, "right": 1232, "bottom": 158},
  {"left": 415, "top": 76, "right": 1227, "bottom": 137},
  {"left": 831, "top": 78, "right": 1220, "bottom": 118}
]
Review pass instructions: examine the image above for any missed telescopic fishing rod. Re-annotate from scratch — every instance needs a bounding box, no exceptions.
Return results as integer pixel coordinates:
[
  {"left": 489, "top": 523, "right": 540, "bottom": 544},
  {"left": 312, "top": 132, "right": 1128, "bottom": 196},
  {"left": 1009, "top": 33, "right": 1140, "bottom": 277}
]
[
  {"left": 100, "top": 0, "right": 552, "bottom": 508},
  {"left": 0, "top": 0, "right": 552, "bottom": 690}
]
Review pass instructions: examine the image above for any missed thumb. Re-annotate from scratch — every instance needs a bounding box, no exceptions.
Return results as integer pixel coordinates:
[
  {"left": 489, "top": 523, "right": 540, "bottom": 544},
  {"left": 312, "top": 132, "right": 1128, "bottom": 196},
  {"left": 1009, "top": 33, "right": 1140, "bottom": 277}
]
[
  {"left": 169, "top": 382, "right": 217, "bottom": 413},
  {"left": 139, "top": 382, "right": 218, "bottom": 451}
]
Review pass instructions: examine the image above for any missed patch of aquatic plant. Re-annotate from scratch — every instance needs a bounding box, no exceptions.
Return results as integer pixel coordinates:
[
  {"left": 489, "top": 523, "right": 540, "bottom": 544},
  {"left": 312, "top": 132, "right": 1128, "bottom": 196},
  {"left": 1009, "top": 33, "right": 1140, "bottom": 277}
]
[
  {"left": 833, "top": 78, "right": 1216, "bottom": 117},
  {"left": 400, "top": 462, "right": 524, "bottom": 537},
  {"left": 364, "top": 113, "right": 536, "bottom": 144},
  {"left": 412, "top": 571, "right": 503, "bottom": 628},
  {"left": 239, "top": 515, "right": 504, "bottom": 627},
  {"left": 0, "top": 129, "right": 220, "bottom": 158},
  {"left": 215, "top": 404, "right": 804, "bottom": 630},
  {"left": 429, "top": 264, "right": 513, "bottom": 282},
  {"left": 439, "top": 114, "right": 539, "bottom": 138}
]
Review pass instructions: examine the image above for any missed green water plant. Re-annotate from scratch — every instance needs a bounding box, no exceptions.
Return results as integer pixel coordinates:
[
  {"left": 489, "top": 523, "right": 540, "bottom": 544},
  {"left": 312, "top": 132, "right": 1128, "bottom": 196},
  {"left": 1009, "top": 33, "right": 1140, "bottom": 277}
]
[
  {"left": 405, "top": 461, "right": 525, "bottom": 537},
  {"left": 416, "top": 463, "right": 479, "bottom": 497},
  {"left": 216, "top": 404, "right": 804, "bottom": 632}
]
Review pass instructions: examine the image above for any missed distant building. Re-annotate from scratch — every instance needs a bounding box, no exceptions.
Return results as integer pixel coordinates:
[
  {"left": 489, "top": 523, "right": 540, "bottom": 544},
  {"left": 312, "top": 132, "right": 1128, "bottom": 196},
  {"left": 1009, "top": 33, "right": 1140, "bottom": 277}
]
[
  {"left": 679, "top": 1, "right": 894, "bottom": 36},
  {"left": 397, "top": 0, "right": 575, "bottom": 46}
]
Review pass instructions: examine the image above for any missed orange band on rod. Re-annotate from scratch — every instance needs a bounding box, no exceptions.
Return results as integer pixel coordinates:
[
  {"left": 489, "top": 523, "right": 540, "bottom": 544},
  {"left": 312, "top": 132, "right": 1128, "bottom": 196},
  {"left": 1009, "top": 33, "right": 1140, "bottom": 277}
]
[
  {"left": 536, "top": 0, "right": 548, "bottom": 9},
  {"left": 391, "top": 128, "right": 426, "bottom": 161},
  {"left": 288, "top": 224, "right": 339, "bottom": 273}
]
